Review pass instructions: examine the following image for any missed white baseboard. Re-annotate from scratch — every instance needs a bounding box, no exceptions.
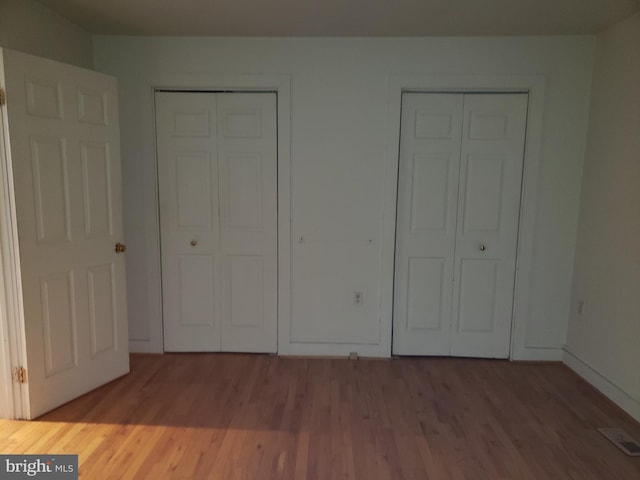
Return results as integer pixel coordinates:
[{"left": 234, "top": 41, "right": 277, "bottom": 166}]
[
  {"left": 563, "top": 349, "right": 640, "bottom": 423},
  {"left": 288, "top": 342, "right": 388, "bottom": 358},
  {"left": 512, "top": 346, "right": 564, "bottom": 361},
  {"left": 127, "top": 338, "right": 570, "bottom": 364},
  {"left": 129, "top": 340, "right": 162, "bottom": 354}
]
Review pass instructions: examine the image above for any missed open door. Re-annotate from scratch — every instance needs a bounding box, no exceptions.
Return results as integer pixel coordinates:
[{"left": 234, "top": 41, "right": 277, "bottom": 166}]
[{"left": 0, "top": 49, "right": 129, "bottom": 419}]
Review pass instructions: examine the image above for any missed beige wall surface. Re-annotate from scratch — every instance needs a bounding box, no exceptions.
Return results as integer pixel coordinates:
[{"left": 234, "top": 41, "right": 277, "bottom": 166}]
[
  {"left": 567, "top": 13, "right": 640, "bottom": 417},
  {"left": 0, "top": 0, "right": 92, "bottom": 68},
  {"left": 93, "top": 35, "right": 594, "bottom": 358}
]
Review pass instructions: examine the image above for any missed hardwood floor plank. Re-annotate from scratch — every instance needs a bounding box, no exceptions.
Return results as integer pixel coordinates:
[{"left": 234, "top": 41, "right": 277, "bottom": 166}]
[{"left": 1, "top": 354, "right": 640, "bottom": 479}]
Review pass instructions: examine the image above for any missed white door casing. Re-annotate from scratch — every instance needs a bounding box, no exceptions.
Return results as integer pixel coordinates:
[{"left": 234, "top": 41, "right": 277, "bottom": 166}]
[
  {"left": 393, "top": 92, "right": 528, "bottom": 358},
  {"left": 156, "top": 91, "right": 278, "bottom": 353},
  {"left": 2, "top": 48, "right": 129, "bottom": 419}
]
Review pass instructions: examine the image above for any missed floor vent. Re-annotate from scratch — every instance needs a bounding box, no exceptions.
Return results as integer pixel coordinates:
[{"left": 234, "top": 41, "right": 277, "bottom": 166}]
[{"left": 598, "top": 427, "right": 640, "bottom": 456}]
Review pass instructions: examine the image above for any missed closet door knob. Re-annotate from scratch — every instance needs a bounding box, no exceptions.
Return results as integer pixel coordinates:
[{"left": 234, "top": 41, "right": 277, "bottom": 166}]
[
  {"left": 479, "top": 244, "right": 486, "bottom": 251},
  {"left": 190, "top": 240, "right": 198, "bottom": 247}
]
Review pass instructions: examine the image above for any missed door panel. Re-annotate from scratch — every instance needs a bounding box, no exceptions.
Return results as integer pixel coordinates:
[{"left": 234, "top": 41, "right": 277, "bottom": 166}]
[
  {"left": 3, "top": 48, "right": 129, "bottom": 418},
  {"left": 156, "top": 92, "right": 221, "bottom": 352},
  {"left": 25, "top": 78, "right": 62, "bottom": 119},
  {"left": 30, "top": 137, "right": 71, "bottom": 243},
  {"left": 220, "top": 153, "right": 263, "bottom": 229},
  {"left": 157, "top": 92, "right": 277, "bottom": 353},
  {"left": 393, "top": 93, "right": 463, "bottom": 355},
  {"left": 461, "top": 155, "right": 504, "bottom": 233},
  {"left": 77, "top": 89, "right": 108, "bottom": 125},
  {"left": 177, "top": 256, "right": 215, "bottom": 327},
  {"left": 175, "top": 153, "right": 214, "bottom": 229},
  {"left": 409, "top": 154, "right": 451, "bottom": 231},
  {"left": 394, "top": 92, "right": 527, "bottom": 358},
  {"left": 81, "top": 142, "right": 113, "bottom": 239},
  {"left": 407, "top": 257, "right": 445, "bottom": 331},
  {"left": 40, "top": 272, "right": 76, "bottom": 376},
  {"left": 451, "top": 94, "right": 528, "bottom": 358},
  {"left": 87, "top": 264, "right": 116, "bottom": 356},
  {"left": 457, "top": 259, "right": 499, "bottom": 333},
  {"left": 218, "top": 93, "right": 277, "bottom": 353},
  {"left": 227, "top": 255, "right": 263, "bottom": 328}
]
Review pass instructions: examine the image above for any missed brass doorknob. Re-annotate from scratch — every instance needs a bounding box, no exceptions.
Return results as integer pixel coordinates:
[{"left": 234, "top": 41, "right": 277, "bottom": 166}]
[
  {"left": 479, "top": 244, "right": 486, "bottom": 251},
  {"left": 115, "top": 243, "right": 127, "bottom": 253}
]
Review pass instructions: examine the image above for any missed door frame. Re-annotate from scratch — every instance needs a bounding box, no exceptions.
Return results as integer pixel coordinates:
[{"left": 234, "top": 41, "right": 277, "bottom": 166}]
[
  {"left": 140, "top": 74, "right": 291, "bottom": 354},
  {"left": 381, "top": 74, "right": 546, "bottom": 360}
]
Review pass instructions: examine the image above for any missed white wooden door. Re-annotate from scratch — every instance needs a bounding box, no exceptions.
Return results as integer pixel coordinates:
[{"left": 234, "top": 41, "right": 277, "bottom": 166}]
[
  {"left": 392, "top": 94, "right": 463, "bottom": 355},
  {"left": 393, "top": 92, "right": 527, "bottom": 358},
  {"left": 156, "top": 92, "right": 277, "bottom": 353},
  {"left": 2, "top": 48, "right": 129, "bottom": 419},
  {"left": 156, "top": 92, "right": 221, "bottom": 352},
  {"left": 450, "top": 94, "right": 527, "bottom": 357}
]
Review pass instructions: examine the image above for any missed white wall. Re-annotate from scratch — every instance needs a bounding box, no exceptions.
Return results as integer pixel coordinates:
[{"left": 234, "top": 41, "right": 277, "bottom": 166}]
[
  {"left": 93, "top": 36, "right": 594, "bottom": 358},
  {"left": 565, "top": 13, "right": 640, "bottom": 422},
  {"left": 0, "top": 0, "right": 92, "bottom": 68}
]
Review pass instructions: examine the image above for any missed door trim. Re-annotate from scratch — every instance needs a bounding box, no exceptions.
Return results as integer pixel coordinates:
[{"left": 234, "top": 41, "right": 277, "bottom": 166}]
[
  {"left": 382, "top": 74, "right": 546, "bottom": 360},
  {"left": 138, "top": 73, "right": 291, "bottom": 354}
]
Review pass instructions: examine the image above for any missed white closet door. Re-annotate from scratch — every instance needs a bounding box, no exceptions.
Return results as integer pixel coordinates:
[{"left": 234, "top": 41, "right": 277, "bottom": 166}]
[
  {"left": 393, "top": 93, "right": 464, "bottom": 355},
  {"left": 156, "top": 92, "right": 221, "bottom": 352},
  {"left": 217, "top": 93, "right": 278, "bottom": 353},
  {"left": 156, "top": 92, "right": 277, "bottom": 353},
  {"left": 393, "top": 92, "right": 527, "bottom": 358},
  {"left": 450, "top": 93, "right": 528, "bottom": 358},
  {"left": 2, "top": 48, "right": 129, "bottom": 418}
]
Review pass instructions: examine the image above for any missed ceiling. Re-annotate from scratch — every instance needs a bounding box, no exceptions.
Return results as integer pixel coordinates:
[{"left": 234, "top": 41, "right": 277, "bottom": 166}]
[{"left": 37, "top": 0, "right": 640, "bottom": 36}]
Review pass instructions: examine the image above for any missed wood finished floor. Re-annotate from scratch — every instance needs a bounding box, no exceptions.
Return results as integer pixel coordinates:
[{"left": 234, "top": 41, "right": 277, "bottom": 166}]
[{"left": 1, "top": 354, "right": 640, "bottom": 479}]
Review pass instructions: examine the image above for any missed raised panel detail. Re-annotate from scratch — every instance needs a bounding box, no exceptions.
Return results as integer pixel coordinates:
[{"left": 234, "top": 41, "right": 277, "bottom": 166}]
[
  {"left": 40, "top": 272, "right": 77, "bottom": 376},
  {"left": 81, "top": 143, "right": 113, "bottom": 239},
  {"left": 410, "top": 154, "right": 450, "bottom": 232},
  {"left": 228, "top": 255, "right": 263, "bottom": 327},
  {"left": 223, "top": 154, "right": 262, "bottom": 229},
  {"left": 407, "top": 258, "right": 444, "bottom": 331},
  {"left": 176, "top": 153, "right": 213, "bottom": 229},
  {"left": 458, "top": 259, "right": 498, "bottom": 333},
  {"left": 173, "top": 111, "right": 210, "bottom": 137},
  {"left": 463, "top": 155, "right": 504, "bottom": 232},
  {"left": 31, "top": 137, "right": 71, "bottom": 244},
  {"left": 469, "top": 113, "right": 508, "bottom": 139},
  {"left": 26, "top": 78, "right": 62, "bottom": 119},
  {"left": 88, "top": 264, "right": 117, "bottom": 356},
  {"left": 178, "top": 256, "right": 214, "bottom": 326},
  {"left": 77, "top": 90, "right": 108, "bottom": 125},
  {"left": 415, "top": 112, "right": 453, "bottom": 139},
  {"left": 223, "top": 111, "right": 261, "bottom": 138}
]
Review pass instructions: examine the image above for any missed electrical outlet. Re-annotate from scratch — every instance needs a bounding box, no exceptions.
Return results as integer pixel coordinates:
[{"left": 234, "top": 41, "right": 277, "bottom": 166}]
[
  {"left": 353, "top": 291, "right": 363, "bottom": 306},
  {"left": 578, "top": 299, "right": 585, "bottom": 315}
]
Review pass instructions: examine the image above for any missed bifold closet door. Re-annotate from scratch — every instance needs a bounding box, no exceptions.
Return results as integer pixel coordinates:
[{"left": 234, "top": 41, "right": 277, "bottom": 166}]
[
  {"left": 156, "top": 92, "right": 277, "bottom": 353},
  {"left": 392, "top": 94, "right": 464, "bottom": 355},
  {"left": 393, "top": 92, "right": 528, "bottom": 358}
]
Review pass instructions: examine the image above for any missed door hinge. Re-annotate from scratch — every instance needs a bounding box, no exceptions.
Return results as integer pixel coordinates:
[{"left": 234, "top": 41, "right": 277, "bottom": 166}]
[
  {"left": 0, "top": 88, "right": 5, "bottom": 106},
  {"left": 13, "top": 366, "right": 27, "bottom": 384}
]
